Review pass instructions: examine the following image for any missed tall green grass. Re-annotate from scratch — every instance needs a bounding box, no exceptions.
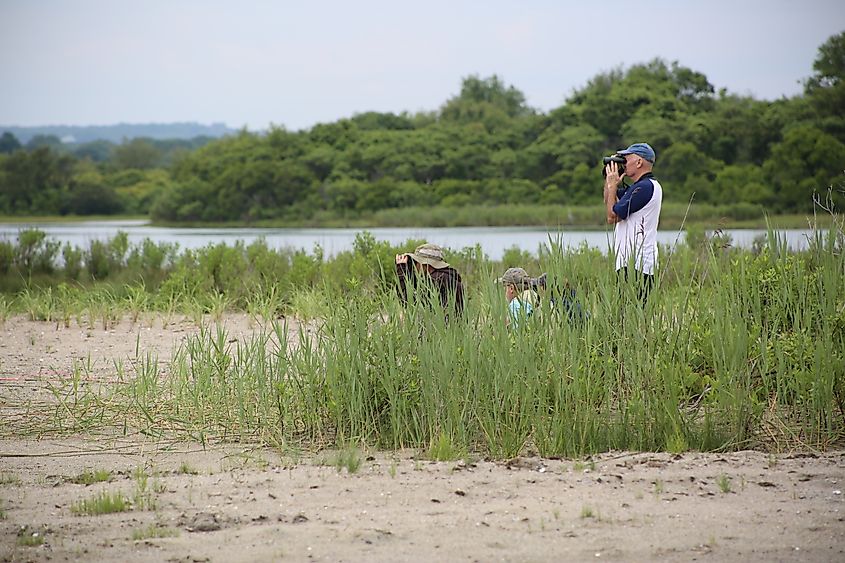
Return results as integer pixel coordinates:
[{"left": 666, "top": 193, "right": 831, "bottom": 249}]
[
  {"left": 7, "top": 216, "right": 844, "bottom": 456},
  {"left": 28, "top": 216, "right": 845, "bottom": 458}
]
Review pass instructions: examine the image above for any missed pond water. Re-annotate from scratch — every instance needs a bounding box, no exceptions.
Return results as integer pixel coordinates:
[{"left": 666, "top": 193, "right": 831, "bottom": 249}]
[{"left": 0, "top": 220, "right": 821, "bottom": 260}]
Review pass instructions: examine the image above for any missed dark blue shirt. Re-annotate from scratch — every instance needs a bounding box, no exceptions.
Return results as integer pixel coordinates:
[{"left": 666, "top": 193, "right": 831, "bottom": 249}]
[{"left": 613, "top": 172, "right": 656, "bottom": 220}]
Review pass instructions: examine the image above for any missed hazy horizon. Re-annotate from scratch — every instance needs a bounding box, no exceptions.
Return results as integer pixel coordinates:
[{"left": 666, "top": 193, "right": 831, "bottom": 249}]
[{"left": 1, "top": 0, "right": 843, "bottom": 131}]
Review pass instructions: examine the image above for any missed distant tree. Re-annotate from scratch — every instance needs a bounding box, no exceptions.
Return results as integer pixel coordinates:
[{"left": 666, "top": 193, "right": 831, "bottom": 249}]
[
  {"left": 0, "top": 132, "right": 22, "bottom": 154},
  {"left": 712, "top": 164, "right": 772, "bottom": 205},
  {"left": 0, "top": 147, "right": 74, "bottom": 214},
  {"left": 26, "top": 134, "right": 62, "bottom": 150},
  {"left": 113, "top": 138, "right": 161, "bottom": 169},
  {"left": 568, "top": 59, "right": 714, "bottom": 145},
  {"left": 350, "top": 111, "right": 414, "bottom": 131},
  {"left": 68, "top": 168, "right": 123, "bottom": 215},
  {"left": 805, "top": 31, "right": 845, "bottom": 142},
  {"left": 71, "top": 140, "right": 114, "bottom": 162},
  {"left": 806, "top": 31, "right": 845, "bottom": 91},
  {"left": 659, "top": 141, "right": 723, "bottom": 202},
  {"left": 440, "top": 75, "right": 534, "bottom": 132},
  {"left": 443, "top": 75, "right": 531, "bottom": 117},
  {"left": 763, "top": 124, "right": 845, "bottom": 211}
]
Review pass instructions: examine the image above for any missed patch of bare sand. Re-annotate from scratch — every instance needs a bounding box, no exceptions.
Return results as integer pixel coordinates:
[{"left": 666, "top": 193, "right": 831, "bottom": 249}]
[{"left": 1, "top": 314, "right": 844, "bottom": 562}]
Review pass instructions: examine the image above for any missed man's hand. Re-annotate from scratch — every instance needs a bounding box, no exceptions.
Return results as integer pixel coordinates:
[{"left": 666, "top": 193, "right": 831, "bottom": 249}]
[
  {"left": 395, "top": 253, "right": 409, "bottom": 265},
  {"left": 604, "top": 161, "right": 625, "bottom": 188},
  {"left": 603, "top": 162, "right": 623, "bottom": 224}
]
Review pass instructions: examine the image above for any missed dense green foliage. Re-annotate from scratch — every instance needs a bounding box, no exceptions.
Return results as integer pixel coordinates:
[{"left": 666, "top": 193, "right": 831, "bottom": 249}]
[
  {"left": 2, "top": 215, "right": 843, "bottom": 455},
  {"left": 2, "top": 33, "right": 844, "bottom": 223}
]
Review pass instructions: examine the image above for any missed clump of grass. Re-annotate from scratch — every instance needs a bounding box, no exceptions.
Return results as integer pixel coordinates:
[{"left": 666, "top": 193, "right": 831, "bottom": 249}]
[
  {"left": 124, "top": 283, "right": 149, "bottom": 324},
  {"left": 288, "top": 288, "right": 330, "bottom": 320},
  {"left": 573, "top": 459, "right": 595, "bottom": 472},
  {"left": 0, "top": 295, "right": 11, "bottom": 324},
  {"left": 333, "top": 448, "right": 362, "bottom": 474},
  {"left": 428, "top": 432, "right": 463, "bottom": 461},
  {"left": 70, "top": 469, "right": 111, "bottom": 485},
  {"left": 580, "top": 505, "right": 595, "bottom": 519},
  {"left": 665, "top": 432, "right": 688, "bottom": 454},
  {"left": 205, "top": 291, "right": 230, "bottom": 322},
  {"left": 177, "top": 462, "right": 198, "bottom": 475},
  {"left": 71, "top": 491, "right": 129, "bottom": 515},
  {"left": 17, "top": 528, "right": 45, "bottom": 547},
  {"left": 717, "top": 474, "right": 732, "bottom": 493},
  {"left": 246, "top": 286, "right": 283, "bottom": 323},
  {"left": 132, "top": 466, "right": 158, "bottom": 510},
  {"left": 0, "top": 472, "right": 21, "bottom": 486},
  {"left": 131, "top": 523, "right": 179, "bottom": 541}
]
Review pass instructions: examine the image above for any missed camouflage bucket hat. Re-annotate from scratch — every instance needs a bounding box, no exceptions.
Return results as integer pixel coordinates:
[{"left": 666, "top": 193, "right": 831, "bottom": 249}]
[
  {"left": 410, "top": 243, "right": 450, "bottom": 269},
  {"left": 497, "top": 267, "right": 531, "bottom": 288}
]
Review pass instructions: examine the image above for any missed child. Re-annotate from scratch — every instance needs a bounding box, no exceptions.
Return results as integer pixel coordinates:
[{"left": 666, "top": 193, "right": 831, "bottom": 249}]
[{"left": 498, "top": 267, "right": 538, "bottom": 329}]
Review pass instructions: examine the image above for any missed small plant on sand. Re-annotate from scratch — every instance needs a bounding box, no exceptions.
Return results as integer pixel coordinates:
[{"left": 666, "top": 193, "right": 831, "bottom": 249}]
[
  {"left": 334, "top": 448, "right": 362, "bottom": 474},
  {"left": 70, "top": 469, "right": 111, "bottom": 485},
  {"left": 20, "top": 287, "right": 56, "bottom": 322},
  {"left": 665, "top": 432, "right": 688, "bottom": 454},
  {"left": 125, "top": 283, "right": 149, "bottom": 324},
  {"left": 388, "top": 461, "right": 398, "bottom": 479},
  {"left": 17, "top": 527, "right": 45, "bottom": 547},
  {"left": 717, "top": 474, "right": 732, "bottom": 494},
  {"left": 71, "top": 491, "right": 129, "bottom": 515},
  {"left": 177, "top": 462, "right": 199, "bottom": 475},
  {"left": 246, "top": 286, "right": 282, "bottom": 324},
  {"left": 580, "top": 505, "right": 595, "bottom": 519},
  {"left": 0, "top": 472, "right": 21, "bottom": 486},
  {"left": 708, "top": 534, "right": 718, "bottom": 546},
  {"left": 572, "top": 459, "right": 596, "bottom": 472},
  {"left": 133, "top": 466, "right": 158, "bottom": 510},
  {"left": 0, "top": 295, "right": 11, "bottom": 324},
  {"left": 131, "top": 523, "right": 179, "bottom": 541},
  {"left": 428, "top": 432, "right": 462, "bottom": 461},
  {"left": 205, "top": 291, "right": 230, "bottom": 322},
  {"left": 288, "top": 288, "right": 331, "bottom": 321}
]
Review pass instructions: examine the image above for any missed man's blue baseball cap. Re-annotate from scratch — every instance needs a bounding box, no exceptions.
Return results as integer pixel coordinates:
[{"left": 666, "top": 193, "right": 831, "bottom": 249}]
[{"left": 617, "top": 142, "right": 656, "bottom": 163}]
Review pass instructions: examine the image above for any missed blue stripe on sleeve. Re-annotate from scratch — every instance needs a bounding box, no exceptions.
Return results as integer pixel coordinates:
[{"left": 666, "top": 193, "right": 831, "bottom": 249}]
[{"left": 612, "top": 178, "right": 654, "bottom": 219}]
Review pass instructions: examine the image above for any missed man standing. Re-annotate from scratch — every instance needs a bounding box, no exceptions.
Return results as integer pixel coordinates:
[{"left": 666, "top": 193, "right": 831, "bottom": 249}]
[{"left": 603, "top": 142, "right": 663, "bottom": 302}]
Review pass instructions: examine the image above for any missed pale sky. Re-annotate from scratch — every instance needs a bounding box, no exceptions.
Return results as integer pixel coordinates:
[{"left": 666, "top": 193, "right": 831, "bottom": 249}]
[{"left": 1, "top": 0, "right": 843, "bottom": 131}]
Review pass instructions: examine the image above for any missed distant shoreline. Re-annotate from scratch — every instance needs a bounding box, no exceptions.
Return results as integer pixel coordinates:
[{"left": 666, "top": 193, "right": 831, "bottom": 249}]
[{"left": 0, "top": 206, "right": 833, "bottom": 231}]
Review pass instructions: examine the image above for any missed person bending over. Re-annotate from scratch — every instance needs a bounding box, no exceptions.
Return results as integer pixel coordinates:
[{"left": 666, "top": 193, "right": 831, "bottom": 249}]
[{"left": 395, "top": 243, "right": 464, "bottom": 319}]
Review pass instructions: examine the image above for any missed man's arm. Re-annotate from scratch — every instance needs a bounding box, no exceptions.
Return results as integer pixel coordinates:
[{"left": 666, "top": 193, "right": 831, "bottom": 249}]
[
  {"left": 604, "top": 183, "right": 620, "bottom": 224},
  {"left": 613, "top": 179, "right": 654, "bottom": 220},
  {"left": 603, "top": 162, "right": 624, "bottom": 224},
  {"left": 396, "top": 260, "right": 413, "bottom": 306}
]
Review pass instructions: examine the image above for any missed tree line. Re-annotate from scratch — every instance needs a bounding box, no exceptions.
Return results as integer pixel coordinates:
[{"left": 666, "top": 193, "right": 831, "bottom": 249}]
[{"left": 2, "top": 32, "right": 843, "bottom": 222}]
